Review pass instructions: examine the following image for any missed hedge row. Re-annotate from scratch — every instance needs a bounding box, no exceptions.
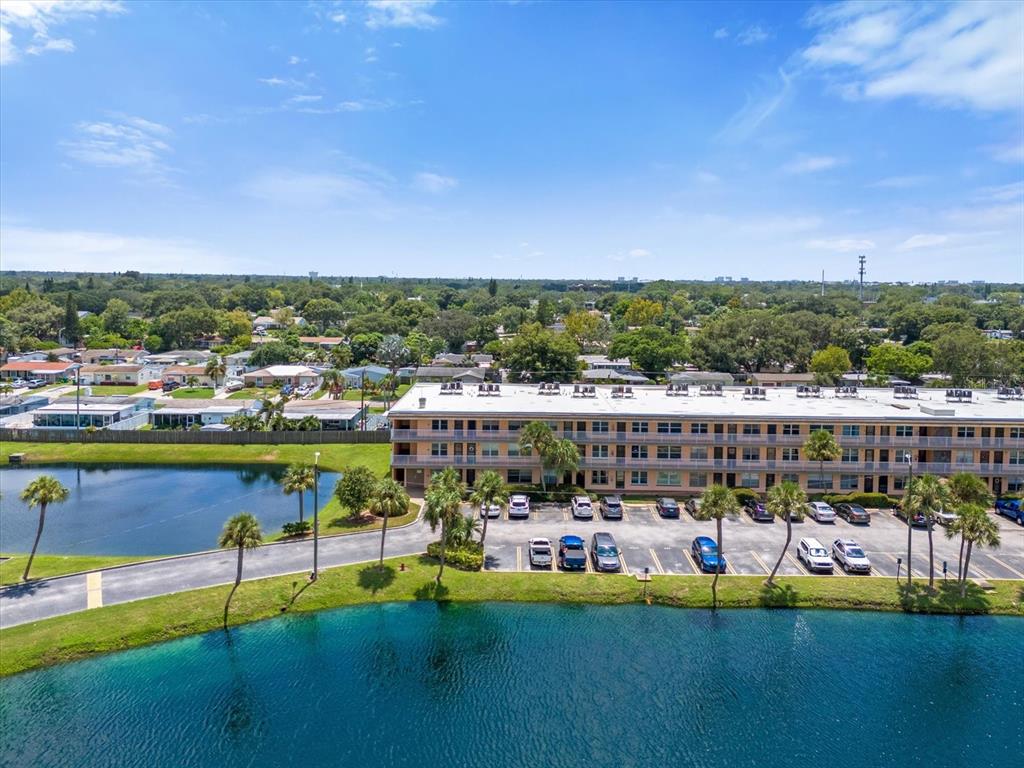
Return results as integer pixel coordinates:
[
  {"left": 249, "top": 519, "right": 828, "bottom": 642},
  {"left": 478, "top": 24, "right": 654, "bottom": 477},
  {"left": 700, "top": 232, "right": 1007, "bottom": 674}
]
[
  {"left": 426, "top": 542, "right": 484, "bottom": 571},
  {"left": 504, "top": 485, "right": 596, "bottom": 503},
  {"left": 820, "top": 492, "right": 897, "bottom": 509}
]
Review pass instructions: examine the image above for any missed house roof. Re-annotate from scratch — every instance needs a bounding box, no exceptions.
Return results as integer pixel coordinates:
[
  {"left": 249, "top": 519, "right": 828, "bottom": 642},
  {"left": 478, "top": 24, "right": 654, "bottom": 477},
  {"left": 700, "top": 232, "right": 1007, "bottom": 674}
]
[
  {"left": 299, "top": 336, "right": 345, "bottom": 345},
  {"left": 245, "top": 365, "right": 319, "bottom": 377},
  {"left": 80, "top": 364, "right": 144, "bottom": 373},
  {"left": 163, "top": 365, "right": 209, "bottom": 375},
  {"left": 750, "top": 372, "right": 816, "bottom": 383},
  {"left": 414, "top": 366, "right": 486, "bottom": 380},
  {"left": 580, "top": 369, "right": 650, "bottom": 383},
  {"left": 1, "top": 361, "right": 77, "bottom": 372}
]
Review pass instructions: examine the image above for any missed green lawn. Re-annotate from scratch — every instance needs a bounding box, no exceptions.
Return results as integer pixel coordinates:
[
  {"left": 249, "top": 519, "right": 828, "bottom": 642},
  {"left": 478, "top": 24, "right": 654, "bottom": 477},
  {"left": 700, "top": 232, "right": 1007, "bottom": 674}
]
[
  {"left": 167, "top": 387, "right": 215, "bottom": 399},
  {"left": 0, "top": 441, "right": 391, "bottom": 475},
  {"left": 227, "top": 387, "right": 265, "bottom": 400},
  {"left": 1, "top": 553, "right": 143, "bottom": 587},
  {"left": 340, "top": 383, "right": 410, "bottom": 403},
  {"left": 60, "top": 385, "right": 148, "bottom": 396},
  {"left": 1, "top": 562, "right": 1020, "bottom": 677},
  {"left": 265, "top": 500, "right": 421, "bottom": 542}
]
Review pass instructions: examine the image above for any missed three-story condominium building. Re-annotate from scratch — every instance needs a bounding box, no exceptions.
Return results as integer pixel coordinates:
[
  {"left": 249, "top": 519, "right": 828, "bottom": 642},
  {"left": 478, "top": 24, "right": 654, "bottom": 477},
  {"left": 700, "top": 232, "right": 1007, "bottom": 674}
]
[{"left": 389, "top": 383, "right": 1024, "bottom": 497}]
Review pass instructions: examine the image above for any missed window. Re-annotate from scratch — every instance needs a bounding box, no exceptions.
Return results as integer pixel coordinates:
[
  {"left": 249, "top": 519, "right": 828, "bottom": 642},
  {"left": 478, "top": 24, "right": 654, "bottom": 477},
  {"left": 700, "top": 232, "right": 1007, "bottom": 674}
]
[
  {"left": 507, "top": 420, "right": 526, "bottom": 433},
  {"left": 765, "top": 447, "right": 776, "bottom": 461},
  {"left": 767, "top": 424, "right": 777, "bottom": 435},
  {"left": 689, "top": 472, "right": 708, "bottom": 488},
  {"left": 957, "top": 426, "right": 975, "bottom": 439},
  {"left": 657, "top": 445, "right": 682, "bottom": 460},
  {"left": 657, "top": 471, "right": 682, "bottom": 486},
  {"left": 893, "top": 475, "right": 908, "bottom": 491},
  {"left": 592, "top": 444, "right": 609, "bottom": 459},
  {"left": 1010, "top": 450, "right": 1024, "bottom": 466},
  {"left": 631, "top": 421, "right": 649, "bottom": 434},
  {"left": 507, "top": 469, "right": 532, "bottom": 484},
  {"left": 657, "top": 421, "right": 682, "bottom": 434},
  {"left": 690, "top": 422, "right": 708, "bottom": 434},
  {"left": 895, "top": 425, "right": 913, "bottom": 438},
  {"left": 841, "top": 425, "right": 860, "bottom": 437},
  {"left": 742, "top": 447, "right": 759, "bottom": 461},
  {"left": 841, "top": 448, "right": 858, "bottom": 463},
  {"left": 807, "top": 474, "right": 833, "bottom": 490},
  {"left": 895, "top": 449, "right": 912, "bottom": 464},
  {"left": 482, "top": 443, "right": 499, "bottom": 458},
  {"left": 781, "top": 473, "right": 798, "bottom": 484},
  {"left": 742, "top": 423, "right": 761, "bottom": 435},
  {"left": 431, "top": 419, "right": 448, "bottom": 431},
  {"left": 840, "top": 474, "right": 858, "bottom": 490},
  {"left": 631, "top": 445, "right": 648, "bottom": 459},
  {"left": 1007, "top": 477, "right": 1024, "bottom": 492},
  {"left": 1010, "top": 427, "right": 1023, "bottom": 439},
  {"left": 809, "top": 424, "right": 834, "bottom": 434},
  {"left": 507, "top": 443, "right": 522, "bottom": 457},
  {"left": 430, "top": 443, "right": 448, "bottom": 457},
  {"left": 691, "top": 446, "right": 708, "bottom": 461},
  {"left": 591, "top": 470, "right": 608, "bottom": 485},
  {"left": 576, "top": 421, "right": 587, "bottom": 433},
  {"left": 740, "top": 473, "right": 759, "bottom": 488},
  {"left": 592, "top": 420, "right": 609, "bottom": 434},
  {"left": 727, "top": 424, "right": 737, "bottom": 435},
  {"left": 481, "top": 420, "right": 500, "bottom": 432},
  {"left": 782, "top": 448, "right": 799, "bottom": 462},
  {"left": 956, "top": 450, "right": 974, "bottom": 464},
  {"left": 782, "top": 423, "right": 801, "bottom": 436},
  {"left": 630, "top": 470, "right": 648, "bottom": 486}
]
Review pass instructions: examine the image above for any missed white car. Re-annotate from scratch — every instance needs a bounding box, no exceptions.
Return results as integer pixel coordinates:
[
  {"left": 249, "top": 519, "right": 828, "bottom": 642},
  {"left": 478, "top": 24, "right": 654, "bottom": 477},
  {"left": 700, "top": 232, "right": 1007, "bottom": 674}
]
[
  {"left": 797, "top": 537, "right": 834, "bottom": 572},
  {"left": 479, "top": 503, "right": 502, "bottom": 519},
  {"left": 508, "top": 494, "right": 531, "bottom": 519},
  {"left": 806, "top": 501, "right": 836, "bottom": 523},
  {"left": 571, "top": 495, "right": 594, "bottom": 519},
  {"left": 529, "top": 538, "right": 553, "bottom": 568},
  {"left": 832, "top": 538, "right": 872, "bottom": 574},
  {"left": 223, "top": 380, "right": 244, "bottom": 392},
  {"left": 932, "top": 508, "right": 958, "bottom": 526}
]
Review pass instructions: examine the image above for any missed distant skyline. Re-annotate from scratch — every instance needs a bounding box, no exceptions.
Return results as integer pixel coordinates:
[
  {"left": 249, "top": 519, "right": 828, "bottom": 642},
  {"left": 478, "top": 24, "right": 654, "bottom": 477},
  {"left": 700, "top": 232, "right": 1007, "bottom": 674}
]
[{"left": 1, "top": 1, "right": 1022, "bottom": 281}]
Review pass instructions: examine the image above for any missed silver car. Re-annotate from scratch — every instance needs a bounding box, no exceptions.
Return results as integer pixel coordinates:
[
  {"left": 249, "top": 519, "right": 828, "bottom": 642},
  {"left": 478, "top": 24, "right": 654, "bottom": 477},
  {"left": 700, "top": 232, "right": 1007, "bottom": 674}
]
[{"left": 806, "top": 501, "right": 836, "bottom": 523}]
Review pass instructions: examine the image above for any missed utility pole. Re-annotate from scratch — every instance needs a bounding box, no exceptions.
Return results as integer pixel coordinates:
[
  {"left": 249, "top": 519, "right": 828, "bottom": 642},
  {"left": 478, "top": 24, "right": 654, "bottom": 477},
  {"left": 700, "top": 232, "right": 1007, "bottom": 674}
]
[
  {"left": 858, "top": 255, "right": 866, "bottom": 301},
  {"left": 820, "top": 270, "right": 825, "bottom": 297}
]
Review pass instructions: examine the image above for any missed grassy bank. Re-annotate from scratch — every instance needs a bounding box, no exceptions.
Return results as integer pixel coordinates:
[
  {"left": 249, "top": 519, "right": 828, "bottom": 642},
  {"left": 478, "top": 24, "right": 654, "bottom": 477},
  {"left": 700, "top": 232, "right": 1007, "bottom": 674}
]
[
  {"left": 264, "top": 501, "right": 421, "bottom": 542},
  {"left": 0, "top": 554, "right": 143, "bottom": 587},
  {"left": 2, "top": 560, "right": 1020, "bottom": 677},
  {"left": 0, "top": 442, "right": 390, "bottom": 475}
]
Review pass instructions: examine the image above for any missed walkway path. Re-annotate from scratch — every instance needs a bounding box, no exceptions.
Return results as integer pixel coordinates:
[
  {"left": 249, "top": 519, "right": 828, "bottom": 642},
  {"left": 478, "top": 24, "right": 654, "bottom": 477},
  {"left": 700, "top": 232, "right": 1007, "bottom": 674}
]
[{"left": 0, "top": 517, "right": 434, "bottom": 630}]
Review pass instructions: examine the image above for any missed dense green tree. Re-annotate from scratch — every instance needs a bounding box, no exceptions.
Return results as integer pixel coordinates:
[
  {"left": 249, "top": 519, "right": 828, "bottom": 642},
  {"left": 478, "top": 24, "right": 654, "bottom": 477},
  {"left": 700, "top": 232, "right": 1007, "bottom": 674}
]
[
  {"left": 469, "top": 470, "right": 508, "bottom": 546},
  {"left": 809, "top": 345, "right": 852, "bottom": 385},
  {"left": 303, "top": 298, "right": 345, "bottom": 334},
  {"left": 62, "top": 293, "right": 80, "bottom": 346},
  {"left": 249, "top": 341, "right": 298, "bottom": 368},
  {"left": 333, "top": 465, "right": 379, "bottom": 518},
  {"left": 865, "top": 343, "right": 932, "bottom": 381},
  {"left": 608, "top": 326, "right": 688, "bottom": 374},
  {"left": 100, "top": 298, "right": 132, "bottom": 336},
  {"left": 423, "top": 467, "right": 466, "bottom": 583},
  {"left": 8, "top": 297, "right": 62, "bottom": 341},
  {"left": 501, "top": 322, "right": 581, "bottom": 382}
]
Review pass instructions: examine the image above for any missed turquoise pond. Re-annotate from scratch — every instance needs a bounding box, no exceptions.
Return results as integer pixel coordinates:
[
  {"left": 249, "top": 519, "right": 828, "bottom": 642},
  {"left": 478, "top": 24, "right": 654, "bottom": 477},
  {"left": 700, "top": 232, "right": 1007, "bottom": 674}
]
[{"left": 0, "top": 604, "right": 1021, "bottom": 767}]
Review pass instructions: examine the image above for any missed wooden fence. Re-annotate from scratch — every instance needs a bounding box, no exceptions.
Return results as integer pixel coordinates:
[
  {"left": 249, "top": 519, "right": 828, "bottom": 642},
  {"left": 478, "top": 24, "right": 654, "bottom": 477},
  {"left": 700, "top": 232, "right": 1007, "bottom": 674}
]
[{"left": 0, "top": 428, "right": 390, "bottom": 445}]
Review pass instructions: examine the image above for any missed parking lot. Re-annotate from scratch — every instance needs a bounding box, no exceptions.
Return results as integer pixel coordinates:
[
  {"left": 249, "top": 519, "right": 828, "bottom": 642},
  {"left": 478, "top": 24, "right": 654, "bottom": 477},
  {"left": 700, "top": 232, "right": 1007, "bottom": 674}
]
[{"left": 475, "top": 502, "right": 1024, "bottom": 580}]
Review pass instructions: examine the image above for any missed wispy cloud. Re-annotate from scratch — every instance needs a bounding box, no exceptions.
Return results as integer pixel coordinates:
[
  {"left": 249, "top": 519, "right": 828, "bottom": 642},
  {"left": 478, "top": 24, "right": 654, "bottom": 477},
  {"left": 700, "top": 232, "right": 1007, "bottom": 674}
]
[
  {"left": 0, "top": 0, "right": 125, "bottom": 65},
  {"left": 806, "top": 237, "right": 876, "bottom": 252},
  {"left": 737, "top": 25, "right": 769, "bottom": 45},
  {"left": 694, "top": 170, "right": 720, "bottom": 184},
  {"left": 61, "top": 116, "right": 174, "bottom": 180},
  {"left": 896, "top": 233, "right": 949, "bottom": 251},
  {"left": 868, "top": 175, "right": 929, "bottom": 189},
  {"left": 258, "top": 76, "right": 307, "bottom": 89},
  {"left": 987, "top": 139, "right": 1024, "bottom": 164},
  {"left": 413, "top": 171, "right": 457, "bottom": 194},
  {"left": 713, "top": 27, "right": 729, "bottom": 40},
  {"left": 365, "top": 1, "right": 442, "bottom": 30},
  {"left": 287, "top": 55, "right": 304, "bottom": 65},
  {"left": 802, "top": 1, "right": 1024, "bottom": 112},
  {"left": 364, "top": 46, "right": 377, "bottom": 63},
  {"left": 241, "top": 169, "right": 386, "bottom": 210},
  {"left": 783, "top": 155, "right": 844, "bottom": 174},
  {"left": 608, "top": 247, "right": 652, "bottom": 262},
  {"left": 717, "top": 68, "right": 793, "bottom": 143},
  {"left": 295, "top": 98, "right": 396, "bottom": 114}
]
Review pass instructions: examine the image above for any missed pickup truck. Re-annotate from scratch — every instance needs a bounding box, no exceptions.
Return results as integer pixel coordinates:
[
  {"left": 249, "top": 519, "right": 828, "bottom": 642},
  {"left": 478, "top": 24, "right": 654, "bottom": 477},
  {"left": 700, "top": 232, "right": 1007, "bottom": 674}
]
[
  {"left": 995, "top": 498, "right": 1024, "bottom": 525},
  {"left": 528, "top": 538, "right": 552, "bottom": 569}
]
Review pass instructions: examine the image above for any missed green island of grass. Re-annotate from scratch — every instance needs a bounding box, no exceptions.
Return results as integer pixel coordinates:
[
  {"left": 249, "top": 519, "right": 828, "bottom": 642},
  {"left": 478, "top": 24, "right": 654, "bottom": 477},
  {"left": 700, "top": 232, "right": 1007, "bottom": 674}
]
[{"left": 0, "top": 554, "right": 144, "bottom": 587}]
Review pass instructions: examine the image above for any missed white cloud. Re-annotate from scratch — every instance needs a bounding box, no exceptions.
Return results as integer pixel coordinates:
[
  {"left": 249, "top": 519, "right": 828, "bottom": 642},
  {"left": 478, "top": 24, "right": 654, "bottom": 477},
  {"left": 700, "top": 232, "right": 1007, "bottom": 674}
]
[
  {"left": 717, "top": 67, "right": 793, "bottom": 143},
  {"left": 413, "top": 172, "right": 457, "bottom": 194},
  {"left": 61, "top": 116, "right": 173, "bottom": 178},
  {"left": 329, "top": 11, "right": 347, "bottom": 24},
  {"left": 365, "top": 1, "right": 442, "bottom": 30},
  {"left": 287, "top": 94, "right": 322, "bottom": 104},
  {"left": 364, "top": 46, "right": 377, "bottom": 63},
  {"left": 868, "top": 175, "right": 929, "bottom": 188},
  {"left": 713, "top": 27, "right": 729, "bottom": 39},
  {"left": 0, "top": 224, "right": 241, "bottom": 273},
  {"left": 628, "top": 248, "right": 650, "bottom": 258},
  {"left": 988, "top": 139, "right": 1024, "bottom": 164},
  {"left": 287, "top": 55, "right": 303, "bottom": 65},
  {"left": 783, "top": 155, "right": 843, "bottom": 174},
  {"left": 737, "top": 25, "right": 769, "bottom": 45},
  {"left": 0, "top": 0, "right": 124, "bottom": 65},
  {"left": 896, "top": 233, "right": 949, "bottom": 251},
  {"left": 802, "top": 1, "right": 1024, "bottom": 112},
  {"left": 295, "top": 98, "right": 395, "bottom": 114},
  {"left": 608, "top": 248, "right": 653, "bottom": 262},
  {"left": 241, "top": 169, "right": 389, "bottom": 211},
  {"left": 694, "top": 170, "right": 720, "bottom": 184},
  {"left": 258, "top": 76, "right": 307, "bottom": 89},
  {"left": 806, "top": 237, "right": 876, "bottom": 252}
]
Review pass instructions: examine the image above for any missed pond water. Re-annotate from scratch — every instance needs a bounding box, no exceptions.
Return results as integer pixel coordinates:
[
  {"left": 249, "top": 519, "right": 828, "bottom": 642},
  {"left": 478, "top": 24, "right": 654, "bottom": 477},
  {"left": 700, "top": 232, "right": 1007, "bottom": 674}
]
[
  {"left": 0, "top": 465, "right": 338, "bottom": 556},
  {"left": 0, "top": 604, "right": 1020, "bottom": 768}
]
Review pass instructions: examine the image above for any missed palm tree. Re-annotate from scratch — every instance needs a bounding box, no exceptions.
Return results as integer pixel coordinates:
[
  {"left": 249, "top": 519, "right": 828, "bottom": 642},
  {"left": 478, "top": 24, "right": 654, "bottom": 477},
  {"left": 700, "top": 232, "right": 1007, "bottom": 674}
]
[
  {"left": 697, "top": 485, "right": 740, "bottom": 610},
  {"left": 447, "top": 513, "right": 481, "bottom": 547},
  {"left": 321, "top": 368, "right": 344, "bottom": 400},
  {"left": 903, "top": 474, "right": 950, "bottom": 588},
  {"left": 186, "top": 374, "right": 199, "bottom": 389},
  {"left": 469, "top": 470, "right": 508, "bottom": 546},
  {"left": 546, "top": 438, "right": 581, "bottom": 488},
  {"left": 369, "top": 478, "right": 410, "bottom": 568},
  {"left": 423, "top": 467, "right": 465, "bottom": 583},
  {"left": 281, "top": 464, "right": 315, "bottom": 522},
  {"left": 376, "top": 334, "right": 408, "bottom": 409},
  {"left": 955, "top": 504, "right": 1001, "bottom": 597},
  {"left": 296, "top": 415, "right": 322, "bottom": 431},
  {"left": 518, "top": 421, "right": 556, "bottom": 490},
  {"left": 258, "top": 395, "right": 286, "bottom": 427},
  {"left": 946, "top": 473, "right": 993, "bottom": 578},
  {"left": 329, "top": 343, "right": 352, "bottom": 370},
  {"left": 19, "top": 475, "right": 70, "bottom": 581},
  {"left": 205, "top": 355, "right": 226, "bottom": 388},
  {"left": 218, "top": 512, "right": 263, "bottom": 628},
  {"left": 803, "top": 429, "right": 841, "bottom": 493},
  {"left": 765, "top": 481, "right": 806, "bottom": 587}
]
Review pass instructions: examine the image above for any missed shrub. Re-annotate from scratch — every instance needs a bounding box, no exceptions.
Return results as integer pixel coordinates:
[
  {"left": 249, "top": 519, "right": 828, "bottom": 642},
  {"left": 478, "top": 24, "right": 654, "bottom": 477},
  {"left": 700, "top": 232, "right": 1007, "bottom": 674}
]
[
  {"left": 822, "top": 492, "right": 896, "bottom": 509},
  {"left": 282, "top": 520, "right": 313, "bottom": 537},
  {"left": 426, "top": 541, "right": 483, "bottom": 571},
  {"left": 504, "top": 484, "right": 595, "bottom": 503},
  {"left": 731, "top": 488, "right": 759, "bottom": 505}
]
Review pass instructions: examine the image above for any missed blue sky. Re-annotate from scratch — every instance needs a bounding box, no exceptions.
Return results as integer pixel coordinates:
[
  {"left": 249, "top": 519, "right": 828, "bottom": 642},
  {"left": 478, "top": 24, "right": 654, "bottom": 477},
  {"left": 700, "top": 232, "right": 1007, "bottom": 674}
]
[{"left": 1, "top": 0, "right": 1022, "bottom": 281}]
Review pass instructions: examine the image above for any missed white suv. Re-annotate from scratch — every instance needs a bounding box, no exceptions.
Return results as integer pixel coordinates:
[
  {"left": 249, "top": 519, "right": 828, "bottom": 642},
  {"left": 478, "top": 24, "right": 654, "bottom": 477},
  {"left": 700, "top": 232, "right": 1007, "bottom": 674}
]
[
  {"left": 832, "top": 538, "right": 872, "bottom": 574},
  {"left": 508, "top": 494, "right": 531, "bottom": 519},
  {"left": 571, "top": 495, "right": 594, "bottom": 520},
  {"left": 806, "top": 501, "right": 836, "bottom": 523},
  {"left": 797, "top": 537, "right": 834, "bottom": 572}
]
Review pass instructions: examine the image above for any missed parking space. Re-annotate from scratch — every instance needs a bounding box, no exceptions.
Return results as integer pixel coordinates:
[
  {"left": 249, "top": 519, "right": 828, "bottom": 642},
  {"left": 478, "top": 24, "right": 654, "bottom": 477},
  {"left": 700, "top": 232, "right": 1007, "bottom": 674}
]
[{"left": 480, "top": 502, "right": 1023, "bottom": 580}]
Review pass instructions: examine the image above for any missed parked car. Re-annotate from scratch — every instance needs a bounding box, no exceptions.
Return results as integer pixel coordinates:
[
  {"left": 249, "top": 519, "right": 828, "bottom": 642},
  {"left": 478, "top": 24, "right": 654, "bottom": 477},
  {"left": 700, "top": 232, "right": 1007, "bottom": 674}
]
[
  {"left": 797, "top": 537, "right": 834, "bottom": 572},
  {"left": 9, "top": 378, "right": 26, "bottom": 388},
  {"left": 508, "top": 494, "right": 531, "bottom": 519},
  {"left": 161, "top": 381, "right": 180, "bottom": 392},
  {"left": 690, "top": 536, "right": 726, "bottom": 573},
  {"left": 25, "top": 378, "right": 46, "bottom": 389},
  {"left": 994, "top": 497, "right": 1024, "bottom": 526},
  {"left": 571, "top": 495, "right": 594, "bottom": 520},
  {"left": 684, "top": 498, "right": 702, "bottom": 517},
  {"left": 147, "top": 380, "right": 164, "bottom": 390},
  {"left": 834, "top": 503, "right": 871, "bottom": 524},
  {"left": 600, "top": 495, "right": 623, "bottom": 520},
  {"left": 656, "top": 497, "right": 680, "bottom": 518},
  {"left": 894, "top": 504, "right": 931, "bottom": 528},
  {"left": 831, "top": 538, "right": 872, "bottom": 574},
  {"left": 281, "top": 384, "right": 294, "bottom": 396},
  {"left": 479, "top": 503, "right": 502, "bottom": 519},
  {"left": 224, "top": 380, "right": 244, "bottom": 393},
  {"left": 590, "top": 532, "right": 621, "bottom": 572},
  {"left": 558, "top": 535, "right": 587, "bottom": 571},
  {"left": 806, "top": 501, "right": 836, "bottom": 523},
  {"left": 931, "top": 507, "right": 959, "bottom": 527},
  {"left": 743, "top": 498, "right": 773, "bottom": 522},
  {"left": 528, "top": 537, "right": 552, "bottom": 568}
]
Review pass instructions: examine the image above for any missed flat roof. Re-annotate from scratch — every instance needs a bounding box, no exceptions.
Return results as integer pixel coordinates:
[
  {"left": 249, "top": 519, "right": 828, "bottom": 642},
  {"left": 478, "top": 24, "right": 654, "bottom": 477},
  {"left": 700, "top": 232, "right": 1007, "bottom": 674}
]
[{"left": 389, "top": 383, "right": 1024, "bottom": 422}]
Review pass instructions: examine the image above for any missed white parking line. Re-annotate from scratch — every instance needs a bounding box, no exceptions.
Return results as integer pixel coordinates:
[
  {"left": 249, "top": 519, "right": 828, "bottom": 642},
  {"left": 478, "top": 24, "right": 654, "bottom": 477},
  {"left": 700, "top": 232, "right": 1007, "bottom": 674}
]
[
  {"left": 986, "top": 555, "right": 1024, "bottom": 579},
  {"left": 749, "top": 551, "right": 771, "bottom": 574},
  {"left": 970, "top": 563, "right": 991, "bottom": 580},
  {"left": 682, "top": 549, "right": 700, "bottom": 574},
  {"left": 621, "top": 507, "right": 631, "bottom": 522},
  {"left": 619, "top": 552, "right": 631, "bottom": 576},
  {"left": 515, "top": 545, "right": 522, "bottom": 572},
  {"left": 649, "top": 548, "right": 665, "bottom": 575},
  {"left": 786, "top": 552, "right": 811, "bottom": 575}
]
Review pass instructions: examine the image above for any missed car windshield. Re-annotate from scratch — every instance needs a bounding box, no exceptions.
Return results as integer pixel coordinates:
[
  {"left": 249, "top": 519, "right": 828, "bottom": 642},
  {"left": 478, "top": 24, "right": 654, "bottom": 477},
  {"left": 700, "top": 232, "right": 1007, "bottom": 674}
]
[
  {"left": 848, "top": 547, "right": 865, "bottom": 558},
  {"left": 533, "top": 546, "right": 550, "bottom": 554},
  {"left": 577, "top": 500, "right": 591, "bottom": 507},
  {"left": 700, "top": 544, "right": 717, "bottom": 554},
  {"left": 564, "top": 540, "right": 583, "bottom": 550},
  {"left": 596, "top": 545, "right": 618, "bottom": 557},
  {"left": 606, "top": 501, "right": 621, "bottom": 509},
  {"left": 810, "top": 548, "right": 828, "bottom": 557}
]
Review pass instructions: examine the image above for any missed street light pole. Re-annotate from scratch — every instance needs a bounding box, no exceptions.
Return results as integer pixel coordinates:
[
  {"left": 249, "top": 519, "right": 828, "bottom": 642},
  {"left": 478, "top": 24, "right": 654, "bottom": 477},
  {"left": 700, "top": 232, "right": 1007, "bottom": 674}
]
[
  {"left": 312, "top": 450, "right": 321, "bottom": 581},
  {"left": 904, "top": 453, "right": 913, "bottom": 587},
  {"left": 75, "top": 366, "right": 81, "bottom": 433}
]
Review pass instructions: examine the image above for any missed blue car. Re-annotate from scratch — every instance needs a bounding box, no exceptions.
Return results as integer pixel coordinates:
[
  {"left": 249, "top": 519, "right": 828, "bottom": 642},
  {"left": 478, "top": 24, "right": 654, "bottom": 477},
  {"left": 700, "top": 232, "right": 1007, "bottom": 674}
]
[
  {"left": 995, "top": 498, "right": 1024, "bottom": 525},
  {"left": 558, "top": 535, "right": 587, "bottom": 571},
  {"left": 690, "top": 536, "right": 727, "bottom": 573}
]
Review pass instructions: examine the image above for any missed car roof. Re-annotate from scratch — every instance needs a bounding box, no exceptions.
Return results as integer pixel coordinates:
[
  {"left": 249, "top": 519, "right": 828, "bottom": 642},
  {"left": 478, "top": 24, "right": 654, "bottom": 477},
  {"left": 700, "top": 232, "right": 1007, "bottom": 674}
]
[
  {"left": 835, "top": 538, "right": 858, "bottom": 546},
  {"left": 604, "top": 494, "right": 622, "bottom": 502},
  {"left": 561, "top": 535, "right": 584, "bottom": 545},
  {"left": 511, "top": 493, "right": 528, "bottom": 500},
  {"left": 809, "top": 501, "right": 831, "bottom": 508},
  {"left": 693, "top": 535, "right": 716, "bottom": 546},
  {"left": 660, "top": 497, "right": 678, "bottom": 504},
  {"left": 529, "top": 537, "right": 551, "bottom": 545},
  {"left": 574, "top": 495, "right": 591, "bottom": 502},
  {"left": 593, "top": 531, "right": 615, "bottom": 542},
  {"left": 801, "top": 537, "right": 826, "bottom": 548}
]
